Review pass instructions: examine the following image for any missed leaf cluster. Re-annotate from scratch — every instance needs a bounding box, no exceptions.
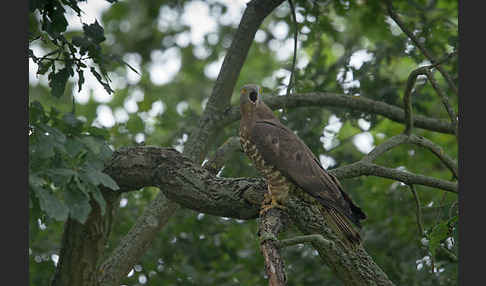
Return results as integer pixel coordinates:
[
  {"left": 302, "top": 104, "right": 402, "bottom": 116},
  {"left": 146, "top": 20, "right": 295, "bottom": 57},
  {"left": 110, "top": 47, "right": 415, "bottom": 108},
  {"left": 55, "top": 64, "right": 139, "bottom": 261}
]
[{"left": 29, "top": 101, "right": 119, "bottom": 224}]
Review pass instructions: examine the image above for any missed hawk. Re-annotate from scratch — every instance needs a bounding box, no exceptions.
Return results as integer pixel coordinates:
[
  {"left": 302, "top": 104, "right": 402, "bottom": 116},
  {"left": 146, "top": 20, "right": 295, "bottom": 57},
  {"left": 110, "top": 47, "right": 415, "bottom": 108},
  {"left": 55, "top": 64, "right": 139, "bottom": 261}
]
[{"left": 239, "top": 84, "right": 366, "bottom": 245}]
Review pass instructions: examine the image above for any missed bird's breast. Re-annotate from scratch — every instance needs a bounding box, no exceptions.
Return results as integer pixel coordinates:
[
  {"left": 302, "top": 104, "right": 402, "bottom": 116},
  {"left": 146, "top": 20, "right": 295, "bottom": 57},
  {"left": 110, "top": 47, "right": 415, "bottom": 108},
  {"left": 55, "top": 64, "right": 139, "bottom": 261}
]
[{"left": 240, "top": 135, "right": 293, "bottom": 202}]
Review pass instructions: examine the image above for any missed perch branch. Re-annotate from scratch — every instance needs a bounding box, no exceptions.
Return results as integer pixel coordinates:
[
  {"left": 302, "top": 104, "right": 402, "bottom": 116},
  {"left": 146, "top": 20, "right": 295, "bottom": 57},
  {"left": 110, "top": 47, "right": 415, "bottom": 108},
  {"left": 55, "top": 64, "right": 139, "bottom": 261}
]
[
  {"left": 97, "top": 145, "right": 455, "bottom": 285},
  {"left": 259, "top": 199, "right": 287, "bottom": 286},
  {"left": 184, "top": 0, "right": 286, "bottom": 163}
]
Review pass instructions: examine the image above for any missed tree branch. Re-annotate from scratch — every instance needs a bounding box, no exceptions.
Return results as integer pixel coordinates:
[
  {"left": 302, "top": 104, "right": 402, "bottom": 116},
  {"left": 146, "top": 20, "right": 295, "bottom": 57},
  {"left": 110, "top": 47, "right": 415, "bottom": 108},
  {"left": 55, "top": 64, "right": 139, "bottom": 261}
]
[
  {"left": 386, "top": 1, "right": 458, "bottom": 95},
  {"left": 101, "top": 146, "right": 395, "bottom": 286},
  {"left": 331, "top": 161, "right": 457, "bottom": 193},
  {"left": 184, "top": 0, "right": 286, "bottom": 163},
  {"left": 409, "top": 185, "right": 425, "bottom": 236},
  {"left": 97, "top": 193, "right": 179, "bottom": 286},
  {"left": 259, "top": 198, "right": 287, "bottom": 286},
  {"left": 277, "top": 234, "right": 332, "bottom": 249},
  {"left": 203, "top": 136, "right": 242, "bottom": 176},
  {"left": 362, "top": 134, "right": 458, "bottom": 179},
  {"left": 98, "top": 3, "right": 287, "bottom": 281},
  {"left": 96, "top": 144, "right": 456, "bottom": 284},
  {"left": 424, "top": 69, "right": 458, "bottom": 134},
  {"left": 402, "top": 66, "right": 429, "bottom": 135},
  {"left": 222, "top": 92, "right": 455, "bottom": 134}
]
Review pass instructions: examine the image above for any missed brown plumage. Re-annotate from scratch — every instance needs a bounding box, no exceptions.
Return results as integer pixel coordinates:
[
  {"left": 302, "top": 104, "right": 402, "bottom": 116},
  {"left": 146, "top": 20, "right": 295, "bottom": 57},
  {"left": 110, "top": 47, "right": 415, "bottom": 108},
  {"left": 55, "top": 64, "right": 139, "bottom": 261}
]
[{"left": 239, "top": 84, "right": 366, "bottom": 245}]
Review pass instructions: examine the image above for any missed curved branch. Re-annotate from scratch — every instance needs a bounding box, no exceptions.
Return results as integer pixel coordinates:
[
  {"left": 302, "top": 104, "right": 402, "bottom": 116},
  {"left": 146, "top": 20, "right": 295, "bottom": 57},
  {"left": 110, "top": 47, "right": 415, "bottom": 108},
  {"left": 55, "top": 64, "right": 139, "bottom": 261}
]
[
  {"left": 97, "top": 194, "right": 179, "bottom": 286},
  {"left": 424, "top": 69, "right": 458, "bottom": 133},
  {"left": 222, "top": 92, "right": 455, "bottom": 134},
  {"left": 98, "top": 145, "right": 455, "bottom": 285},
  {"left": 184, "top": 0, "right": 286, "bottom": 163},
  {"left": 102, "top": 146, "right": 394, "bottom": 286},
  {"left": 403, "top": 66, "right": 429, "bottom": 134},
  {"left": 331, "top": 161, "right": 457, "bottom": 193},
  {"left": 362, "top": 134, "right": 458, "bottom": 180}
]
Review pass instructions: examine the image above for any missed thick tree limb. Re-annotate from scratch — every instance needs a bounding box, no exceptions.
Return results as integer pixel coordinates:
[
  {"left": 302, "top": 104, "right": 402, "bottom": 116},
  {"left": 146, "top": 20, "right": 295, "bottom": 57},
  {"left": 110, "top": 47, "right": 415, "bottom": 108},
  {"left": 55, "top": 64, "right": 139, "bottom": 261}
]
[
  {"left": 102, "top": 146, "right": 394, "bottom": 285},
  {"left": 222, "top": 92, "right": 455, "bottom": 134},
  {"left": 285, "top": 190, "right": 395, "bottom": 286},
  {"left": 97, "top": 193, "right": 178, "bottom": 286},
  {"left": 51, "top": 191, "right": 120, "bottom": 286},
  {"left": 184, "top": 0, "right": 285, "bottom": 163},
  {"left": 97, "top": 3, "right": 287, "bottom": 282},
  {"left": 258, "top": 199, "right": 287, "bottom": 286},
  {"left": 93, "top": 145, "right": 457, "bottom": 285}
]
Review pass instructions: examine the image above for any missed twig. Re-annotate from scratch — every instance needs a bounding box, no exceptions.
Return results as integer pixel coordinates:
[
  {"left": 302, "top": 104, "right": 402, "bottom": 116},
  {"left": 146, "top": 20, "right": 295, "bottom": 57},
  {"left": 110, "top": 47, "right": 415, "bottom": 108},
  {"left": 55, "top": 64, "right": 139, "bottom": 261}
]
[
  {"left": 331, "top": 161, "right": 457, "bottom": 193},
  {"left": 184, "top": 0, "right": 286, "bottom": 163},
  {"left": 424, "top": 69, "right": 458, "bottom": 134},
  {"left": 362, "top": 134, "right": 409, "bottom": 163},
  {"left": 277, "top": 234, "right": 333, "bottom": 249},
  {"left": 403, "top": 66, "right": 429, "bottom": 135},
  {"left": 362, "top": 134, "right": 458, "bottom": 179},
  {"left": 409, "top": 185, "right": 425, "bottom": 236},
  {"left": 203, "top": 136, "right": 241, "bottom": 175},
  {"left": 98, "top": 193, "right": 180, "bottom": 285},
  {"left": 285, "top": 0, "right": 298, "bottom": 99},
  {"left": 408, "top": 134, "right": 458, "bottom": 179},
  {"left": 386, "top": 1, "right": 458, "bottom": 95}
]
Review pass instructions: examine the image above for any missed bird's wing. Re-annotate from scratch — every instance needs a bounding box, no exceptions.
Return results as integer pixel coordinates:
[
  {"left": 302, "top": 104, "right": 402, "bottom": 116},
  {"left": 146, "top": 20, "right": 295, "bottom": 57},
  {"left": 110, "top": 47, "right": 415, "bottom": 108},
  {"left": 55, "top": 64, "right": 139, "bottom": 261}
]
[{"left": 250, "top": 119, "right": 366, "bottom": 227}]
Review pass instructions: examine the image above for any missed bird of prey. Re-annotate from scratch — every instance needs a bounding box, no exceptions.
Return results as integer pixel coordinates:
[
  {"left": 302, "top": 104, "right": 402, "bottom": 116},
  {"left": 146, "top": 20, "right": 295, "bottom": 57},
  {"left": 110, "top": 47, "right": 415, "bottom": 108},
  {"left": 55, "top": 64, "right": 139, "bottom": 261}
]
[{"left": 239, "top": 84, "right": 366, "bottom": 245}]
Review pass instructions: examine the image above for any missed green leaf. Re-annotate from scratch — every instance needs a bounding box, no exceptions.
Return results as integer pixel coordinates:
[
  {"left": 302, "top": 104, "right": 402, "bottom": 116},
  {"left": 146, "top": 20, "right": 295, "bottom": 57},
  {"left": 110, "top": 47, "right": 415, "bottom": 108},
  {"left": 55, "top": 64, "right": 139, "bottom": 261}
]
[
  {"left": 83, "top": 20, "right": 106, "bottom": 44},
  {"left": 29, "top": 173, "right": 45, "bottom": 188},
  {"left": 65, "top": 185, "right": 92, "bottom": 224},
  {"left": 96, "top": 171, "right": 120, "bottom": 190},
  {"left": 87, "top": 126, "right": 110, "bottom": 139},
  {"left": 65, "top": 137, "right": 85, "bottom": 157},
  {"left": 32, "top": 186, "right": 69, "bottom": 221},
  {"left": 428, "top": 219, "right": 452, "bottom": 258},
  {"left": 62, "top": 112, "right": 84, "bottom": 134},
  {"left": 83, "top": 168, "right": 119, "bottom": 191},
  {"left": 80, "top": 136, "right": 103, "bottom": 154},
  {"left": 29, "top": 101, "right": 47, "bottom": 124},
  {"left": 90, "top": 67, "right": 114, "bottom": 94},
  {"left": 77, "top": 69, "right": 85, "bottom": 92},
  {"left": 49, "top": 68, "right": 70, "bottom": 98},
  {"left": 91, "top": 187, "right": 107, "bottom": 215},
  {"left": 37, "top": 60, "right": 53, "bottom": 75},
  {"left": 126, "top": 115, "right": 144, "bottom": 133}
]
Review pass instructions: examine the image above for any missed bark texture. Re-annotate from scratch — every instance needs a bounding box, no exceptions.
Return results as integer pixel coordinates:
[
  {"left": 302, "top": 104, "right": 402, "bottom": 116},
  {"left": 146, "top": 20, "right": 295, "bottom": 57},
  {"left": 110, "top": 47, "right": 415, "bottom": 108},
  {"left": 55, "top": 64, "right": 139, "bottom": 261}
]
[
  {"left": 101, "top": 146, "right": 395, "bottom": 285},
  {"left": 50, "top": 191, "right": 119, "bottom": 286}
]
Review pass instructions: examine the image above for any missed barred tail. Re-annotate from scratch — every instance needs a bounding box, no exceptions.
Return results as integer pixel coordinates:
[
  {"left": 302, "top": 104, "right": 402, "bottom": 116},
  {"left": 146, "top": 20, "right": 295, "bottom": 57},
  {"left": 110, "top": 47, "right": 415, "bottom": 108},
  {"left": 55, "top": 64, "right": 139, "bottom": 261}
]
[{"left": 320, "top": 207, "right": 362, "bottom": 246}]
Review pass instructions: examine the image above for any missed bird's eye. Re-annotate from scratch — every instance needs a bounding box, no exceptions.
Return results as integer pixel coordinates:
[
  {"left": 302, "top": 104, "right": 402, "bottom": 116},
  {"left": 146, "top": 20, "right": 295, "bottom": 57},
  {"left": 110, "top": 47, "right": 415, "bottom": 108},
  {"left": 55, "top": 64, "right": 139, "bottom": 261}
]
[{"left": 249, "top": 91, "right": 258, "bottom": 102}]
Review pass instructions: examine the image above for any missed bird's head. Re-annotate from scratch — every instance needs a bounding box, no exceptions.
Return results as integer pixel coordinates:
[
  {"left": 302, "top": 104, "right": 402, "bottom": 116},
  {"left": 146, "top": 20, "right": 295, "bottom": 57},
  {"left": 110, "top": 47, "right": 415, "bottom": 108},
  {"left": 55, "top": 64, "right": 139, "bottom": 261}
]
[{"left": 240, "top": 84, "right": 262, "bottom": 118}]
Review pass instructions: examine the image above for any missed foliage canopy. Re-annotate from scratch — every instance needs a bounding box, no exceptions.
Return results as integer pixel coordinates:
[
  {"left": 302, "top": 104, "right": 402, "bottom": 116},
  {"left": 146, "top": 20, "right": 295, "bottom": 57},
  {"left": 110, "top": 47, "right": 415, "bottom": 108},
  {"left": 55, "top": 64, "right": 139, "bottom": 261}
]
[{"left": 29, "top": 0, "right": 458, "bottom": 285}]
